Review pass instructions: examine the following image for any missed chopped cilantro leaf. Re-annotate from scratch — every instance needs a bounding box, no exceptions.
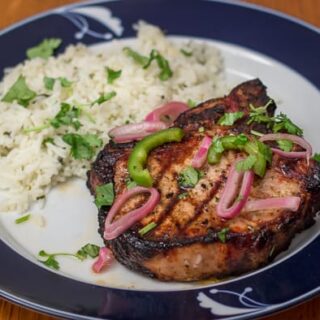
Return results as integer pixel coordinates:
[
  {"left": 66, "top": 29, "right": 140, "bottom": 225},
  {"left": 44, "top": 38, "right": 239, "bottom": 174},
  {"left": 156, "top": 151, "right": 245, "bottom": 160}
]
[
  {"left": 247, "top": 100, "right": 274, "bottom": 126},
  {"left": 43, "top": 76, "right": 72, "bottom": 90},
  {"left": 1, "top": 75, "right": 36, "bottom": 107},
  {"left": 44, "top": 76, "right": 55, "bottom": 90},
  {"left": 42, "top": 137, "right": 54, "bottom": 146},
  {"left": 273, "top": 113, "right": 303, "bottom": 136},
  {"left": 123, "top": 47, "right": 149, "bottom": 66},
  {"left": 218, "top": 112, "right": 244, "bottom": 126},
  {"left": 178, "top": 192, "right": 188, "bottom": 199},
  {"left": 138, "top": 222, "right": 157, "bottom": 236},
  {"left": 236, "top": 154, "right": 257, "bottom": 172},
  {"left": 95, "top": 183, "right": 114, "bottom": 208},
  {"left": 26, "top": 38, "right": 62, "bottom": 59},
  {"left": 187, "top": 99, "right": 197, "bottom": 108},
  {"left": 313, "top": 153, "right": 320, "bottom": 163},
  {"left": 143, "top": 49, "right": 173, "bottom": 81},
  {"left": 106, "top": 67, "right": 122, "bottom": 84},
  {"left": 125, "top": 177, "right": 137, "bottom": 189},
  {"left": 178, "top": 166, "right": 201, "bottom": 188},
  {"left": 15, "top": 214, "right": 31, "bottom": 224},
  {"left": 38, "top": 250, "right": 62, "bottom": 270},
  {"left": 42, "top": 255, "right": 60, "bottom": 270},
  {"left": 76, "top": 243, "right": 100, "bottom": 260},
  {"left": 180, "top": 48, "right": 193, "bottom": 57},
  {"left": 59, "top": 77, "right": 72, "bottom": 88},
  {"left": 277, "top": 139, "right": 293, "bottom": 152},
  {"left": 50, "top": 103, "right": 81, "bottom": 130},
  {"left": 217, "top": 228, "right": 229, "bottom": 243},
  {"left": 92, "top": 91, "right": 116, "bottom": 105},
  {"left": 62, "top": 133, "right": 102, "bottom": 160}
]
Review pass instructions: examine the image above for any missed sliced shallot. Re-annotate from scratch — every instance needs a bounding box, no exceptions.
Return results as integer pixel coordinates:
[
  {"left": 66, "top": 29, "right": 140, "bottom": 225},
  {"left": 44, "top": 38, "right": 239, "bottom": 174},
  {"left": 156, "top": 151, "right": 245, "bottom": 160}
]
[
  {"left": 108, "top": 121, "right": 167, "bottom": 143},
  {"left": 244, "top": 196, "right": 301, "bottom": 212},
  {"left": 216, "top": 159, "right": 254, "bottom": 219},
  {"left": 104, "top": 186, "right": 160, "bottom": 240},
  {"left": 92, "top": 247, "right": 114, "bottom": 273},
  {"left": 192, "top": 135, "right": 212, "bottom": 168},
  {"left": 144, "top": 101, "right": 189, "bottom": 124},
  {"left": 260, "top": 133, "right": 312, "bottom": 164}
]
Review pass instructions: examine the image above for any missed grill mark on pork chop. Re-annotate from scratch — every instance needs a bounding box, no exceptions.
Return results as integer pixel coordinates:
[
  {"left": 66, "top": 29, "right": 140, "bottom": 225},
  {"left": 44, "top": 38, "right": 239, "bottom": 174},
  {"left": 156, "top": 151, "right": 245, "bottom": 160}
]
[
  {"left": 182, "top": 177, "right": 223, "bottom": 231},
  {"left": 88, "top": 78, "right": 320, "bottom": 281}
]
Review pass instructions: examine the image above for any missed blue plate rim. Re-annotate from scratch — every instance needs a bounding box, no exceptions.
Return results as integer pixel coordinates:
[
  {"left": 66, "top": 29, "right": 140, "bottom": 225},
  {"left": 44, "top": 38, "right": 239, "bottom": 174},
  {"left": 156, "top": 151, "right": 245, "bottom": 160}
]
[{"left": 1, "top": 0, "right": 319, "bottom": 37}]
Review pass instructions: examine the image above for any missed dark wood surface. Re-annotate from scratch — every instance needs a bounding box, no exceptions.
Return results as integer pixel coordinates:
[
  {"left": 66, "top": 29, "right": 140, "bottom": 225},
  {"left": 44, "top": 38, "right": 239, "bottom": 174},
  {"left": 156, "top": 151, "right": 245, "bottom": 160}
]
[{"left": 0, "top": 0, "right": 319, "bottom": 319}]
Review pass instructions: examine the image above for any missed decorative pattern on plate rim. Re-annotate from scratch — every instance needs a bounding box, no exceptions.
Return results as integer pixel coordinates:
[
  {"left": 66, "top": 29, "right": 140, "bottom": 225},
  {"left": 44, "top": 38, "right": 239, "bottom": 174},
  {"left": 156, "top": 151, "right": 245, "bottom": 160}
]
[
  {"left": 197, "top": 287, "right": 277, "bottom": 318},
  {"left": 54, "top": 5, "right": 124, "bottom": 40}
]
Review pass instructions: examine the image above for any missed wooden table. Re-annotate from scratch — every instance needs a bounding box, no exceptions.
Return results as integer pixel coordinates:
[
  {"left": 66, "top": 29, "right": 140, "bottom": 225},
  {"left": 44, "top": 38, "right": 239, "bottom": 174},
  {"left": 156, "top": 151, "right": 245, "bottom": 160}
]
[{"left": 0, "top": 0, "right": 319, "bottom": 319}]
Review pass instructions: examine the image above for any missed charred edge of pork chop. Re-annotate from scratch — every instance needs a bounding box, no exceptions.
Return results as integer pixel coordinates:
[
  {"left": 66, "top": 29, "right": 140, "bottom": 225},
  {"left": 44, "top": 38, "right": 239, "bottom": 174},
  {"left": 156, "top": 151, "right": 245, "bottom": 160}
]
[
  {"left": 174, "top": 78, "right": 276, "bottom": 131},
  {"left": 86, "top": 140, "right": 134, "bottom": 194},
  {"left": 105, "top": 204, "right": 316, "bottom": 281},
  {"left": 97, "top": 157, "right": 320, "bottom": 281}
]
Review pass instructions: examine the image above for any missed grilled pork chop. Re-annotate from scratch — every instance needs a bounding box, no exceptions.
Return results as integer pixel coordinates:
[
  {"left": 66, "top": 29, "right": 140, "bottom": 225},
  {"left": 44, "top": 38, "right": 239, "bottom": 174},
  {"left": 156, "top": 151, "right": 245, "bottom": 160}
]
[{"left": 88, "top": 79, "right": 320, "bottom": 281}]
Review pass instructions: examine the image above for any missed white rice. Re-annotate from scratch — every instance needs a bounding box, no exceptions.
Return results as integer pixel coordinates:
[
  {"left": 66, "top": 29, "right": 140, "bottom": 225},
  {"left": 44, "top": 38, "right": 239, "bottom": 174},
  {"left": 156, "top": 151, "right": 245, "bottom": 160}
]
[{"left": 0, "top": 22, "right": 225, "bottom": 213}]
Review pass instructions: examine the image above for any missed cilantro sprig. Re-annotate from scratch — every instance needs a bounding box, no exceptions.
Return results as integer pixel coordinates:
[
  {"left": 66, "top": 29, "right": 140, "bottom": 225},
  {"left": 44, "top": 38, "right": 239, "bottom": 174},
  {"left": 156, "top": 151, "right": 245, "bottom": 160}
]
[
  {"left": 50, "top": 103, "right": 81, "bottom": 130},
  {"left": 247, "top": 101, "right": 303, "bottom": 137},
  {"left": 123, "top": 47, "right": 149, "bottom": 66},
  {"left": 247, "top": 100, "right": 274, "bottom": 126},
  {"left": 27, "top": 38, "right": 62, "bottom": 59},
  {"left": 24, "top": 103, "right": 83, "bottom": 133},
  {"left": 123, "top": 47, "right": 173, "bottom": 81},
  {"left": 75, "top": 243, "right": 100, "bottom": 260},
  {"left": 143, "top": 49, "right": 173, "bottom": 81},
  {"left": 62, "top": 133, "right": 102, "bottom": 160},
  {"left": 38, "top": 243, "right": 100, "bottom": 270},
  {"left": 2, "top": 75, "right": 36, "bottom": 107},
  {"left": 273, "top": 113, "right": 303, "bottom": 136}
]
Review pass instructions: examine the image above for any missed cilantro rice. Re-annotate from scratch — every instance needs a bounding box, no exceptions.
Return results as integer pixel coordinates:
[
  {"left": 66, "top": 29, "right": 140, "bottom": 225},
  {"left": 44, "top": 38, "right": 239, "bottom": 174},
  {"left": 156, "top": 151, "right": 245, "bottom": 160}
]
[{"left": 0, "top": 22, "right": 225, "bottom": 213}]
